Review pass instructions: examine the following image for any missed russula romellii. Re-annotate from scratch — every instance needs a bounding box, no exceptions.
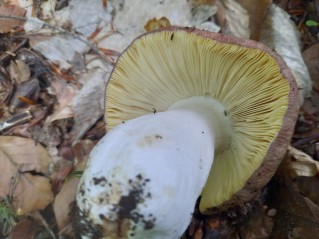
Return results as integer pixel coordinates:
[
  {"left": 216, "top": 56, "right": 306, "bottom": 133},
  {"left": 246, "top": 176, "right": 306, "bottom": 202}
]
[{"left": 75, "top": 27, "right": 299, "bottom": 238}]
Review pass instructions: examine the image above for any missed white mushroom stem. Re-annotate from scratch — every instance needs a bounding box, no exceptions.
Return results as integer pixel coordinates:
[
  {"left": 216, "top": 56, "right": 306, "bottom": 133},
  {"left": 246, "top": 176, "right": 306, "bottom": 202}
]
[{"left": 76, "top": 96, "right": 232, "bottom": 238}]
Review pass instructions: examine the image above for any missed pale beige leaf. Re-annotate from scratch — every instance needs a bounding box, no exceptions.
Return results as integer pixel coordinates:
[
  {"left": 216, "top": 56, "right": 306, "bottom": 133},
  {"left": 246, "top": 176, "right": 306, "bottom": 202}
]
[
  {"left": 217, "top": 0, "right": 250, "bottom": 38},
  {"left": 260, "top": 4, "right": 311, "bottom": 104},
  {"left": 280, "top": 146, "right": 319, "bottom": 179},
  {"left": 217, "top": 0, "right": 271, "bottom": 40},
  {"left": 8, "top": 60, "right": 31, "bottom": 84},
  {"left": 47, "top": 78, "right": 77, "bottom": 123},
  {"left": 0, "top": 136, "right": 53, "bottom": 215}
]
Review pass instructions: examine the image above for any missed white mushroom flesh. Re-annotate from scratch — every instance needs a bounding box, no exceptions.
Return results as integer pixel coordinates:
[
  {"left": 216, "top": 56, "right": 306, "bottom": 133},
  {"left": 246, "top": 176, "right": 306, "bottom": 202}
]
[{"left": 77, "top": 96, "right": 230, "bottom": 238}]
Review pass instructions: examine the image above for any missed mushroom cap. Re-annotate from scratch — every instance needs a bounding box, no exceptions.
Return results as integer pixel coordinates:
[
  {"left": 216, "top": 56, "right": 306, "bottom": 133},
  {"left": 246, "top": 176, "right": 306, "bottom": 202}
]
[{"left": 105, "top": 27, "right": 299, "bottom": 212}]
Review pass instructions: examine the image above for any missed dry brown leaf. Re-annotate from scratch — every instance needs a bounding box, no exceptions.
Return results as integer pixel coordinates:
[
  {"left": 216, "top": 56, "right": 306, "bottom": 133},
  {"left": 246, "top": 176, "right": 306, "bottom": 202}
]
[
  {"left": 238, "top": 0, "right": 272, "bottom": 41},
  {"left": 0, "top": 4, "right": 26, "bottom": 33},
  {"left": 216, "top": 0, "right": 250, "bottom": 38},
  {"left": 144, "top": 17, "right": 171, "bottom": 32},
  {"left": 268, "top": 175, "right": 319, "bottom": 239},
  {"left": 53, "top": 140, "right": 93, "bottom": 232},
  {"left": 280, "top": 146, "right": 319, "bottom": 179},
  {"left": 54, "top": 178, "right": 79, "bottom": 231},
  {"left": 0, "top": 136, "right": 53, "bottom": 215},
  {"left": 0, "top": 71, "right": 13, "bottom": 104},
  {"left": 50, "top": 159, "right": 73, "bottom": 194},
  {"left": 294, "top": 176, "right": 319, "bottom": 206},
  {"left": 216, "top": 0, "right": 274, "bottom": 40},
  {"left": 8, "top": 218, "right": 42, "bottom": 239},
  {"left": 241, "top": 206, "right": 274, "bottom": 239},
  {"left": 290, "top": 227, "right": 319, "bottom": 239}
]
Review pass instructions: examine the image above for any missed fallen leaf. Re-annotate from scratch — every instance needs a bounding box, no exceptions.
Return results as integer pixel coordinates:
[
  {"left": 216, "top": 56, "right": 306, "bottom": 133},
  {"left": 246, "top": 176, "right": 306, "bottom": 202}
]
[
  {"left": 290, "top": 227, "right": 319, "bottom": 239},
  {"left": 72, "top": 67, "right": 110, "bottom": 141},
  {"left": 144, "top": 17, "right": 171, "bottom": 32},
  {"left": 191, "top": 4, "right": 218, "bottom": 27},
  {"left": 0, "top": 71, "right": 13, "bottom": 104},
  {"left": 0, "top": 136, "right": 53, "bottom": 215},
  {"left": 9, "top": 218, "right": 42, "bottom": 239},
  {"left": 238, "top": 0, "right": 272, "bottom": 41},
  {"left": 280, "top": 146, "right": 319, "bottom": 178},
  {"left": 260, "top": 4, "right": 312, "bottom": 105},
  {"left": 8, "top": 60, "right": 31, "bottom": 84},
  {"left": 267, "top": 175, "right": 319, "bottom": 239},
  {"left": 53, "top": 140, "right": 93, "bottom": 232},
  {"left": 240, "top": 206, "right": 274, "bottom": 239},
  {"left": 9, "top": 77, "right": 40, "bottom": 112},
  {"left": 50, "top": 159, "right": 74, "bottom": 194},
  {"left": 216, "top": 0, "right": 272, "bottom": 40},
  {"left": 47, "top": 78, "right": 77, "bottom": 123},
  {"left": 216, "top": 0, "right": 250, "bottom": 38},
  {"left": 29, "top": 35, "right": 89, "bottom": 71},
  {"left": 294, "top": 176, "right": 319, "bottom": 206},
  {"left": 0, "top": 5, "right": 26, "bottom": 33}
]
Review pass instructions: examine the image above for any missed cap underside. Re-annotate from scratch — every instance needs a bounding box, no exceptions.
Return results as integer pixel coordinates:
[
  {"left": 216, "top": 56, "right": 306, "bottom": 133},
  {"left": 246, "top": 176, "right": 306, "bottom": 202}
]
[{"left": 105, "top": 30, "right": 290, "bottom": 210}]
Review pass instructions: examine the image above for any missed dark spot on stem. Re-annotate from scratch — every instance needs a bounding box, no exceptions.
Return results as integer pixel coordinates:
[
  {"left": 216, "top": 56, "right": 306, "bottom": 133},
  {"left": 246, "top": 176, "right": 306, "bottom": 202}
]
[
  {"left": 92, "top": 177, "right": 107, "bottom": 186},
  {"left": 136, "top": 174, "right": 143, "bottom": 180}
]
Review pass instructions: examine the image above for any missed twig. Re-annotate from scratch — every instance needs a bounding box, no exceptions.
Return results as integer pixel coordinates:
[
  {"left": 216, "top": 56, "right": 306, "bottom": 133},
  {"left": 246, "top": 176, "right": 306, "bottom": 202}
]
[
  {"left": 292, "top": 132, "right": 319, "bottom": 147},
  {"left": 33, "top": 211, "right": 57, "bottom": 239},
  {"left": 0, "top": 14, "right": 114, "bottom": 65}
]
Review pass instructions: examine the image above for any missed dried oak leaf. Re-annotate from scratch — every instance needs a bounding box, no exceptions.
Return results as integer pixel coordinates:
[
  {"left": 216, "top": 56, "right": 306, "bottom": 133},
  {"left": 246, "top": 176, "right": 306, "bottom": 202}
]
[
  {"left": 0, "top": 136, "right": 53, "bottom": 215},
  {"left": 237, "top": 0, "right": 272, "bottom": 41},
  {"left": 240, "top": 206, "right": 274, "bottom": 239},
  {"left": 280, "top": 146, "right": 319, "bottom": 179},
  {"left": 217, "top": 0, "right": 271, "bottom": 40},
  {"left": 47, "top": 78, "right": 77, "bottom": 123},
  {"left": 216, "top": 0, "right": 250, "bottom": 38},
  {"left": 53, "top": 140, "right": 93, "bottom": 232},
  {"left": 0, "top": 4, "right": 26, "bottom": 33},
  {"left": 8, "top": 218, "right": 43, "bottom": 239},
  {"left": 268, "top": 176, "right": 319, "bottom": 239},
  {"left": 144, "top": 17, "right": 171, "bottom": 32}
]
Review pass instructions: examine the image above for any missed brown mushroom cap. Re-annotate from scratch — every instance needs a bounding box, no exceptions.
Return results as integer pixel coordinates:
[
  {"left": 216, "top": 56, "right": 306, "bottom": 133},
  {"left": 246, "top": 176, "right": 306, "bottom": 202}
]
[{"left": 104, "top": 27, "right": 299, "bottom": 213}]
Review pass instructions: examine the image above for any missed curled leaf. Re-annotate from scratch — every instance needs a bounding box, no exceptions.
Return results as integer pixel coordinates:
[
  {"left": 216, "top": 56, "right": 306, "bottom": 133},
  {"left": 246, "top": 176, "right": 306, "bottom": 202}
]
[
  {"left": 144, "top": 17, "right": 171, "bottom": 32},
  {"left": 280, "top": 146, "right": 319, "bottom": 179},
  {"left": 0, "top": 136, "right": 53, "bottom": 215}
]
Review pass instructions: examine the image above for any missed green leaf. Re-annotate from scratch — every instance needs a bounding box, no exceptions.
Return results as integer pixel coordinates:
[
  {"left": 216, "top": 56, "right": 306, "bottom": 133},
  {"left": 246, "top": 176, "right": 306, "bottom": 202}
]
[{"left": 306, "top": 20, "right": 318, "bottom": 27}]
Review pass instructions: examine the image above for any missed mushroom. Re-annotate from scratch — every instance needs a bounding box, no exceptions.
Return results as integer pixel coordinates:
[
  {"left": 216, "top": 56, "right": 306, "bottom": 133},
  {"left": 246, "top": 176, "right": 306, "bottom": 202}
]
[{"left": 75, "top": 27, "right": 299, "bottom": 238}]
